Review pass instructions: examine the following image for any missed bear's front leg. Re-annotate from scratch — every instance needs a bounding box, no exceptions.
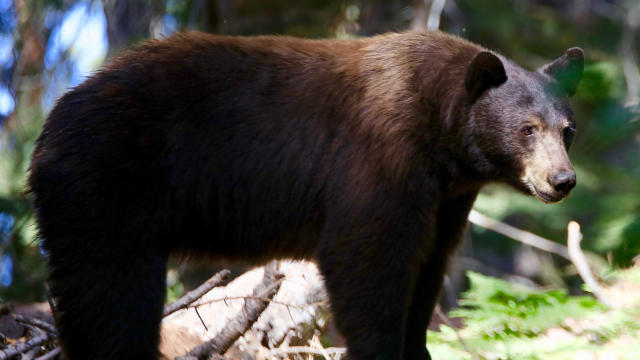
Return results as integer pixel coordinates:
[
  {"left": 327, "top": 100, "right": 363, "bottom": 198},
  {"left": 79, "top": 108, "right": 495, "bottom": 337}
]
[
  {"left": 403, "top": 193, "right": 478, "bottom": 360},
  {"left": 317, "top": 204, "right": 430, "bottom": 360}
]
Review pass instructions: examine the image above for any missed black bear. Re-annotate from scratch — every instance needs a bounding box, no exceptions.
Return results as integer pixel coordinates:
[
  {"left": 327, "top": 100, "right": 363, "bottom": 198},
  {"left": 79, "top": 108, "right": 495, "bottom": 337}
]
[{"left": 28, "top": 31, "right": 583, "bottom": 359}]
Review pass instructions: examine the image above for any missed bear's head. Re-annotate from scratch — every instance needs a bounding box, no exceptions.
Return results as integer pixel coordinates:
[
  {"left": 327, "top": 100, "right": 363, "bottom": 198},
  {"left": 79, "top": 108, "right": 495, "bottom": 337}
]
[{"left": 463, "top": 48, "right": 584, "bottom": 203}]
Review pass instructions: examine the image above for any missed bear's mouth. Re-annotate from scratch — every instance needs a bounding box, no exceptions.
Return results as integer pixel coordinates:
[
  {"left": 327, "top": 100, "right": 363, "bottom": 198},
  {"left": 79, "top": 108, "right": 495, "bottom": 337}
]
[
  {"left": 532, "top": 186, "right": 562, "bottom": 203},
  {"left": 524, "top": 180, "right": 565, "bottom": 204}
]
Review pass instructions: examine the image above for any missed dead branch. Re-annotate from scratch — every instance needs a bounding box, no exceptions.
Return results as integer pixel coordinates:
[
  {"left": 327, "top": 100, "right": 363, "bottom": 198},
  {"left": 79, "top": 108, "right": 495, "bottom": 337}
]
[
  {"left": 309, "top": 334, "right": 333, "bottom": 360},
  {"left": 567, "top": 221, "right": 614, "bottom": 308},
  {"left": 164, "top": 270, "right": 231, "bottom": 317},
  {"left": 178, "top": 261, "right": 284, "bottom": 360},
  {"left": 194, "top": 295, "right": 320, "bottom": 316},
  {"left": 13, "top": 314, "right": 57, "bottom": 335},
  {"left": 468, "top": 210, "right": 570, "bottom": 260},
  {"left": 269, "top": 346, "right": 347, "bottom": 359},
  {"left": 160, "top": 261, "right": 328, "bottom": 359},
  {"left": 34, "top": 347, "right": 61, "bottom": 360},
  {"left": 0, "top": 324, "right": 54, "bottom": 359},
  {"left": 21, "top": 346, "right": 40, "bottom": 360}
]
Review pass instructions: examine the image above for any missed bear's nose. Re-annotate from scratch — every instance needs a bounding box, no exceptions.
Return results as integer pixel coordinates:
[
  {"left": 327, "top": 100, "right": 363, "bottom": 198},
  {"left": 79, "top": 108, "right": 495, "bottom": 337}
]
[{"left": 549, "top": 171, "right": 576, "bottom": 194}]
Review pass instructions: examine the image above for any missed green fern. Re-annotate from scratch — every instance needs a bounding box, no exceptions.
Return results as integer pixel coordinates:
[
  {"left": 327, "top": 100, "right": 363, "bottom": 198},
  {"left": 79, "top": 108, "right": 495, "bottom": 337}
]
[
  {"left": 451, "top": 272, "right": 602, "bottom": 339},
  {"left": 427, "top": 270, "right": 640, "bottom": 360}
]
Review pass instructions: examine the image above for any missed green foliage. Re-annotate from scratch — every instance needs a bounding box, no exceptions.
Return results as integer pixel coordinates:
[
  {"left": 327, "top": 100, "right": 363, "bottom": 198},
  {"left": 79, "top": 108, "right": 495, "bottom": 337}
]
[
  {"left": 166, "top": 280, "right": 185, "bottom": 305},
  {"left": 451, "top": 272, "right": 602, "bottom": 339},
  {"left": 165, "top": 268, "right": 185, "bottom": 304},
  {"left": 0, "top": 91, "right": 47, "bottom": 301},
  {"left": 428, "top": 271, "right": 640, "bottom": 360},
  {"left": 579, "top": 62, "right": 624, "bottom": 103}
]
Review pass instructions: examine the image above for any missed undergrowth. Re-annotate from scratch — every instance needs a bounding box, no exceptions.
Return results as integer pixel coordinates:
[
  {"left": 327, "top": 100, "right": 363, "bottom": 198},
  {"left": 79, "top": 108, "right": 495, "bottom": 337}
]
[{"left": 428, "top": 268, "right": 640, "bottom": 360}]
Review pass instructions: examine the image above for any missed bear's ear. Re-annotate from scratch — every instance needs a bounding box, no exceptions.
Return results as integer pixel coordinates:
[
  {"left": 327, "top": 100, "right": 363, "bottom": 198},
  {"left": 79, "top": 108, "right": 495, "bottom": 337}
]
[
  {"left": 539, "top": 47, "right": 584, "bottom": 96},
  {"left": 465, "top": 51, "right": 508, "bottom": 102}
]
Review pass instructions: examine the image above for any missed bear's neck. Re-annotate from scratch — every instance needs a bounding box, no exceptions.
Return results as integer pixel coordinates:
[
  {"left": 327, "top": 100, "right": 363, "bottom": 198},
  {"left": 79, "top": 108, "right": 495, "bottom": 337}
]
[
  {"left": 399, "top": 33, "right": 490, "bottom": 193},
  {"left": 333, "top": 32, "right": 491, "bottom": 194}
]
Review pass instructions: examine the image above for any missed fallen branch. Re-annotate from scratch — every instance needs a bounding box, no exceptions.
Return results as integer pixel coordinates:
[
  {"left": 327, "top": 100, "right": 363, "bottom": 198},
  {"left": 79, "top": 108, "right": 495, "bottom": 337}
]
[
  {"left": 21, "top": 346, "right": 40, "bottom": 360},
  {"left": 567, "top": 221, "right": 614, "bottom": 308},
  {"left": 269, "top": 346, "right": 347, "bottom": 359},
  {"left": 14, "top": 314, "right": 58, "bottom": 335},
  {"left": 178, "top": 261, "right": 284, "bottom": 359},
  {"left": 160, "top": 261, "right": 328, "bottom": 359},
  {"left": 34, "top": 347, "right": 61, "bottom": 360},
  {"left": 0, "top": 324, "right": 55, "bottom": 359},
  {"left": 194, "top": 295, "right": 320, "bottom": 316},
  {"left": 468, "top": 210, "right": 570, "bottom": 260},
  {"left": 309, "top": 334, "right": 334, "bottom": 360},
  {"left": 164, "top": 269, "right": 231, "bottom": 317}
]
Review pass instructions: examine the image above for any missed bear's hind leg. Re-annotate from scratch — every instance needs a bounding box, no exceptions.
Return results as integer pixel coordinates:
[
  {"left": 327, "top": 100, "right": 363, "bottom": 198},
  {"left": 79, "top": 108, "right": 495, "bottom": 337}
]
[{"left": 46, "top": 243, "right": 168, "bottom": 360}]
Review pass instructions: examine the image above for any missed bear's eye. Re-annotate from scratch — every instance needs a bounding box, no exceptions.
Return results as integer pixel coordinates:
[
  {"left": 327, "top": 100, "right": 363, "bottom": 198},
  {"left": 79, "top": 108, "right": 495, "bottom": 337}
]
[
  {"left": 521, "top": 125, "right": 535, "bottom": 136},
  {"left": 562, "top": 126, "right": 575, "bottom": 147}
]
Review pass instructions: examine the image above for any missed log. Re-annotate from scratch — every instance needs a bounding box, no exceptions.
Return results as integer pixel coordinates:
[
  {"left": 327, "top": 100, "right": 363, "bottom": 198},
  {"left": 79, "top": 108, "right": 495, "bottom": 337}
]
[{"left": 160, "top": 261, "right": 330, "bottom": 360}]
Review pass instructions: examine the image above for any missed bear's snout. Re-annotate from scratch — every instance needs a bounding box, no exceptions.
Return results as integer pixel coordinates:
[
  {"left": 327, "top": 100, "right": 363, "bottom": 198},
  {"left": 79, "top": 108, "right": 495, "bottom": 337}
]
[{"left": 548, "top": 171, "right": 576, "bottom": 195}]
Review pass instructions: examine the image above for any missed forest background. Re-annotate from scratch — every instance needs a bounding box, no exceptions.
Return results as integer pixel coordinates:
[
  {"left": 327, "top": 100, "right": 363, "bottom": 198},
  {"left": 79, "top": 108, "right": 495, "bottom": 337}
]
[{"left": 0, "top": 0, "right": 638, "bottom": 359}]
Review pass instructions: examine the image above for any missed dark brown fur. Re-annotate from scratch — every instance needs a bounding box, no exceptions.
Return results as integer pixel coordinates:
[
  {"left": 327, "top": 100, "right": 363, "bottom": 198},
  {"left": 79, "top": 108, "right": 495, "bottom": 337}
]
[{"left": 28, "top": 31, "right": 582, "bottom": 359}]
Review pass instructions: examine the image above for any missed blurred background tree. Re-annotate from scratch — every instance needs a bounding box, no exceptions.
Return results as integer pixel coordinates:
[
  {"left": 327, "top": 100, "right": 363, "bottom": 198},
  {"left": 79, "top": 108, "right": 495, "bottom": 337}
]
[{"left": 0, "top": 0, "right": 638, "bottom": 303}]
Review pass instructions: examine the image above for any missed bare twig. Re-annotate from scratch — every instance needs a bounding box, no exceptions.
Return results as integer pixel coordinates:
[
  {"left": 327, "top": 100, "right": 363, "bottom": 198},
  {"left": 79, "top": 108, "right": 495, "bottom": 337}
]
[
  {"left": 466, "top": 214, "right": 616, "bottom": 307},
  {"left": 309, "top": 334, "right": 331, "bottom": 360},
  {"left": 434, "top": 305, "right": 480, "bottom": 360},
  {"left": 14, "top": 314, "right": 58, "bottom": 335},
  {"left": 468, "top": 210, "right": 570, "bottom": 260},
  {"left": 179, "top": 261, "right": 284, "bottom": 360},
  {"left": 195, "top": 294, "right": 318, "bottom": 316},
  {"left": 567, "top": 221, "right": 614, "bottom": 308},
  {"left": 193, "top": 307, "right": 208, "bottom": 332},
  {"left": 0, "top": 324, "right": 54, "bottom": 359},
  {"left": 164, "top": 269, "right": 231, "bottom": 317},
  {"left": 21, "top": 346, "right": 40, "bottom": 360},
  {"left": 35, "top": 347, "right": 61, "bottom": 360},
  {"left": 269, "top": 346, "right": 347, "bottom": 359}
]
